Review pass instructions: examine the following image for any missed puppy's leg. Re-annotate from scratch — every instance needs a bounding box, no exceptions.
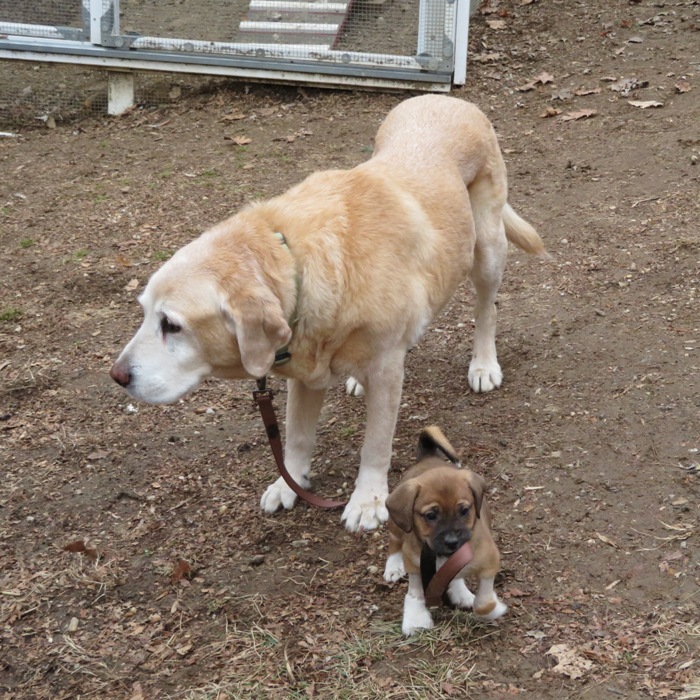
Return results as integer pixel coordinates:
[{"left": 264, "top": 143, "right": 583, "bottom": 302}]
[
  {"left": 345, "top": 377, "right": 364, "bottom": 397},
  {"left": 402, "top": 572, "right": 433, "bottom": 636},
  {"left": 447, "top": 578, "right": 476, "bottom": 609},
  {"left": 384, "top": 532, "right": 406, "bottom": 582},
  {"left": 341, "top": 353, "right": 404, "bottom": 532},
  {"left": 260, "top": 378, "right": 326, "bottom": 513},
  {"left": 467, "top": 180, "right": 508, "bottom": 393},
  {"left": 472, "top": 575, "right": 507, "bottom": 621}
]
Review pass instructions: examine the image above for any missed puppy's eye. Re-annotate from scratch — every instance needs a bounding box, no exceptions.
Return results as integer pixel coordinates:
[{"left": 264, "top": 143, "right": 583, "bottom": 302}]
[
  {"left": 423, "top": 510, "right": 439, "bottom": 522},
  {"left": 459, "top": 504, "right": 471, "bottom": 518},
  {"left": 161, "top": 316, "right": 182, "bottom": 335}
]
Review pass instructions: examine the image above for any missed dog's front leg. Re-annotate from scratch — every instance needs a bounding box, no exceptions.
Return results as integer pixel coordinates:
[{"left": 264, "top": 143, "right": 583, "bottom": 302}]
[
  {"left": 260, "top": 378, "right": 327, "bottom": 513},
  {"left": 341, "top": 354, "right": 404, "bottom": 532},
  {"left": 402, "top": 572, "right": 433, "bottom": 636}
]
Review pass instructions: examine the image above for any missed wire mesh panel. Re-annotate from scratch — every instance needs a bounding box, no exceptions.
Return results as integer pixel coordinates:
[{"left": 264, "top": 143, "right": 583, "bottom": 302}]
[{"left": 0, "top": 0, "right": 468, "bottom": 95}]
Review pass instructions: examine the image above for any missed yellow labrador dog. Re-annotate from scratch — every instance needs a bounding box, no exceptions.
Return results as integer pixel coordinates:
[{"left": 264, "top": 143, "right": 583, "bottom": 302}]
[{"left": 110, "top": 95, "right": 546, "bottom": 533}]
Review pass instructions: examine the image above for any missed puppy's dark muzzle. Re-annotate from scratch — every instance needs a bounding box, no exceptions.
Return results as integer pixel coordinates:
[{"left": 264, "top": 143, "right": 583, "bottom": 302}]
[{"left": 433, "top": 529, "right": 471, "bottom": 557}]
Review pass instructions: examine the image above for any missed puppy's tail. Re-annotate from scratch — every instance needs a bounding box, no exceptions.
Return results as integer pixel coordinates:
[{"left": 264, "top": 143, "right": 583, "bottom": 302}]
[
  {"left": 503, "top": 203, "right": 550, "bottom": 258},
  {"left": 417, "top": 426, "right": 461, "bottom": 466}
]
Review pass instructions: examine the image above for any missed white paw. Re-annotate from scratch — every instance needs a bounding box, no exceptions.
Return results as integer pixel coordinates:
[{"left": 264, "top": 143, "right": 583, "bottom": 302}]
[
  {"left": 260, "top": 475, "right": 303, "bottom": 513},
  {"left": 402, "top": 596, "right": 434, "bottom": 636},
  {"left": 384, "top": 552, "right": 406, "bottom": 582},
  {"left": 468, "top": 359, "right": 502, "bottom": 393},
  {"left": 341, "top": 489, "right": 389, "bottom": 532},
  {"left": 474, "top": 598, "right": 508, "bottom": 622},
  {"left": 447, "top": 578, "right": 475, "bottom": 609},
  {"left": 345, "top": 377, "right": 365, "bottom": 397}
]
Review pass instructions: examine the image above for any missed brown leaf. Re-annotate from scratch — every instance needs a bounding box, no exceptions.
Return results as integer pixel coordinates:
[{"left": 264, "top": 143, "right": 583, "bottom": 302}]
[
  {"left": 171, "top": 558, "right": 192, "bottom": 584},
  {"left": 487, "top": 19, "right": 506, "bottom": 29},
  {"left": 675, "top": 80, "right": 691, "bottom": 94},
  {"left": 595, "top": 532, "right": 619, "bottom": 547},
  {"left": 221, "top": 112, "right": 247, "bottom": 121},
  {"left": 225, "top": 135, "right": 252, "bottom": 145},
  {"left": 559, "top": 109, "right": 598, "bottom": 121},
  {"left": 516, "top": 81, "right": 537, "bottom": 92},
  {"left": 534, "top": 71, "right": 554, "bottom": 84},
  {"left": 540, "top": 107, "right": 562, "bottom": 118},
  {"left": 574, "top": 87, "right": 601, "bottom": 96},
  {"left": 63, "top": 540, "right": 98, "bottom": 560}
]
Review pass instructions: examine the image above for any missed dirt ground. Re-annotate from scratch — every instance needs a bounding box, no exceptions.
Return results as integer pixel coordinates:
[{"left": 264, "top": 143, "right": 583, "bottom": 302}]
[{"left": 1, "top": 0, "right": 699, "bottom": 698}]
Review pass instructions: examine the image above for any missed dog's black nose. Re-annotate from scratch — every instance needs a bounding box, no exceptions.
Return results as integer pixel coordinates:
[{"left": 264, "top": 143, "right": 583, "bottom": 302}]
[
  {"left": 442, "top": 532, "right": 462, "bottom": 553},
  {"left": 110, "top": 362, "right": 131, "bottom": 388}
]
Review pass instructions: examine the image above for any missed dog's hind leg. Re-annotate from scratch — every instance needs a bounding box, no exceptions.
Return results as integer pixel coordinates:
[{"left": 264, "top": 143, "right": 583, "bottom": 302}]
[
  {"left": 467, "top": 177, "right": 508, "bottom": 393},
  {"left": 260, "top": 378, "right": 327, "bottom": 513},
  {"left": 473, "top": 575, "right": 507, "bottom": 621}
]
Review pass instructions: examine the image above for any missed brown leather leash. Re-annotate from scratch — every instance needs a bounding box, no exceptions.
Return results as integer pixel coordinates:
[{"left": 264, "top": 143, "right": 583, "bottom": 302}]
[
  {"left": 421, "top": 541, "right": 474, "bottom": 607},
  {"left": 253, "top": 378, "right": 346, "bottom": 509}
]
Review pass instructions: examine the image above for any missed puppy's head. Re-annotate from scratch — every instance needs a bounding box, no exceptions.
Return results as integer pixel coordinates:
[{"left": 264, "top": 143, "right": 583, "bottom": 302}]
[
  {"left": 386, "top": 467, "right": 486, "bottom": 557},
  {"left": 110, "top": 221, "right": 293, "bottom": 404}
]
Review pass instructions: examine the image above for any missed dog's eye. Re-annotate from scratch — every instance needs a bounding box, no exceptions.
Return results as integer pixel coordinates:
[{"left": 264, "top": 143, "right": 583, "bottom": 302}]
[
  {"left": 459, "top": 504, "right": 471, "bottom": 518},
  {"left": 161, "top": 316, "right": 182, "bottom": 335},
  {"left": 423, "top": 510, "right": 439, "bottom": 522}
]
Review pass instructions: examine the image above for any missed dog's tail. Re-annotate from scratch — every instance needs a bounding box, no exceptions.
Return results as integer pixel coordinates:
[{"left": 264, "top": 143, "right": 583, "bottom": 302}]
[
  {"left": 503, "top": 203, "right": 549, "bottom": 258},
  {"left": 417, "top": 426, "right": 461, "bottom": 466}
]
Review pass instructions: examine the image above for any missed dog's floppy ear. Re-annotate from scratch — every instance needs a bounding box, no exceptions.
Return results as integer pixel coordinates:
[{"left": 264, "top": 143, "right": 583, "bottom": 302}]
[
  {"left": 416, "top": 426, "right": 460, "bottom": 466},
  {"left": 463, "top": 470, "right": 487, "bottom": 519},
  {"left": 222, "top": 293, "right": 291, "bottom": 378},
  {"left": 386, "top": 479, "right": 421, "bottom": 533}
]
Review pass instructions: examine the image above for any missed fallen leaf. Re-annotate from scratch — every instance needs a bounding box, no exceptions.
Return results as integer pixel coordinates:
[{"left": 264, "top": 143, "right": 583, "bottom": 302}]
[
  {"left": 546, "top": 644, "right": 594, "bottom": 679},
  {"left": 595, "top": 532, "right": 619, "bottom": 547},
  {"left": 516, "top": 81, "right": 537, "bottom": 92},
  {"left": 628, "top": 100, "right": 663, "bottom": 109},
  {"left": 551, "top": 88, "right": 574, "bottom": 101},
  {"left": 225, "top": 135, "right": 252, "bottom": 145},
  {"left": 257, "top": 106, "right": 279, "bottom": 117},
  {"left": 487, "top": 19, "right": 506, "bottom": 29},
  {"left": 125, "top": 278, "right": 139, "bottom": 292},
  {"left": 574, "top": 87, "right": 601, "bottom": 96},
  {"left": 541, "top": 106, "right": 562, "bottom": 118},
  {"left": 534, "top": 71, "right": 554, "bottom": 84},
  {"left": 87, "top": 451, "right": 109, "bottom": 461},
  {"left": 171, "top": 558, "right": 192, "bottom": 584},
  {"left": 675, "top": 80, "right": 691, "bottom": 94},
  {"left": 627, "top": 36, "right": 643, "bottom": 43},
  {"left": 221, "top": 112, "right": 247, "bottom": 121},
  {"left": 610, "top": 77, "right": 649, "bottom": 95},
  {"left": 63, "top": 540, "right": 98, "bottom": 560},
  {"left": 559, "top": 109, "right": 598, "bottom": 121}
]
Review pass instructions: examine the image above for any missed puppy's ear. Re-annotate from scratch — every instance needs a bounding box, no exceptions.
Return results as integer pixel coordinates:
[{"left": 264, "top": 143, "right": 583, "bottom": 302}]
[
  {"left": 222, "top": 294, "right": 291, "bottom": 378},
  {"left": 416, "top": 426, "right": 460, "bottom": 465},
  {"left": 386, "top": 480, "right": 420, "bottom": 533},
  {"left": 463, "top": 470, "right": 487, "bottom": 519}
]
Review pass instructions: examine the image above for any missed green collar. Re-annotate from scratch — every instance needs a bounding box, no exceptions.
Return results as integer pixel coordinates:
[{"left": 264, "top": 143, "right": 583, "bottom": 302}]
[{"left": 273, "top": 231, "right": 299, "bottom": 366}]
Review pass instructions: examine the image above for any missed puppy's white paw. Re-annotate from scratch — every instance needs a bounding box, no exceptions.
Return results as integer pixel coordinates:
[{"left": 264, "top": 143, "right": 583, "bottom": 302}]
[
  {"left": 345, "top": 377, "right": 365, "bottom": 397},
  {"left": 341, "top": 489, "right": 389, "bottom": 532},
  {"left": 474, "top": 598, "right": 508, "bottom": 622},
  {"left": 260, "top": 476, "right": 302, "bottom": 513},
  {"left": 447, "top": 578, "right": 476, "bottom": 609},
  {"left": 468, "top": 359, "right": 503, "bottom": 393},
  {"left": 384, "top": 552, "right": 406, "bottom": 582},
  {"left": 402, "top": 596, "right": 434, "bottom": 636}
]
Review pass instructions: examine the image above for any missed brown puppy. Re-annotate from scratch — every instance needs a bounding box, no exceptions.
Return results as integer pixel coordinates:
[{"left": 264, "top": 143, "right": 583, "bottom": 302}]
[{"left": 384, "top": 427, "right": 506, "bottom": 635}]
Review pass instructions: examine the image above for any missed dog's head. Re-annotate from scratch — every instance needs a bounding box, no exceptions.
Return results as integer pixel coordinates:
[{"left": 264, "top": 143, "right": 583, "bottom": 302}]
[
  {"left": 386, "top": 465, "right": 486, "bottom": 558},
  {"left": 109, "top": 220, "right": 294, "bottom": 404}
]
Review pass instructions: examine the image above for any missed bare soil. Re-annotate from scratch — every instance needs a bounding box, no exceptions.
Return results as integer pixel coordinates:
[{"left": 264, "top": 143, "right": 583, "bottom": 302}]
[{"left": 1, "top": 0, "right": 699, "bottom": 698}]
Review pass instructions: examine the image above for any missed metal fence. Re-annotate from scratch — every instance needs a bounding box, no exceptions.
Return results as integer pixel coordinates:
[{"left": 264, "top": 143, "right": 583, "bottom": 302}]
[{"left": 0, "top": 0, "right": 473, "bottom": 111}]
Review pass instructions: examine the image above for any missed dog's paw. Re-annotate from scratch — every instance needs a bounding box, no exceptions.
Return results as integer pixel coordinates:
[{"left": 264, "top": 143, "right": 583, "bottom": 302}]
[
  {"left": 447, "top": 578, "right": 476, "bottom": 609},
  {"left": 345, "top": 377, "right": 365, "bottom": 397},
  {"left": 474, "top": 598, "right": 508, "bottom": 622},
  {"left": 384, "top": 552, "right": 406, "bottom": 582},
  {"left": 341, "top": 490, "right": 389, "bottom": 532},
  {"left": 468, "top": 359, "right": 503, "bottom": 393},
  {"left": 260, "top": 476, "right": 303, "bottom": 513},
  {"left": 402, "top": 596, "right": 434, "bottom": 636}
]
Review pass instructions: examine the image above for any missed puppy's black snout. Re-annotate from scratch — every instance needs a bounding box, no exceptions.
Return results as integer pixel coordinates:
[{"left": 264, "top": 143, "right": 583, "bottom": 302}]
[
  {"left": 443, "top": 532, "right": 461, "bottom": 552},
  {"left": 110, "top": 362, "right": 131, "bottom": 388}
]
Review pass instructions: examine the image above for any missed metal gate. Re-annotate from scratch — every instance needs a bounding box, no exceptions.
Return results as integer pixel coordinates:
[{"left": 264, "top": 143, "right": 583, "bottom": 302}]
[{"left": 0, "top": 0, "right": 473, "bottom": 110}]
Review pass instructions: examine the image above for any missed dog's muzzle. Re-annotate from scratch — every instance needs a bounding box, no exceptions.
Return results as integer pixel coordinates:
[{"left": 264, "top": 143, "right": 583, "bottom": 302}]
[{"left": 433, "top": 527, "right": 471, "bottom": 557}]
